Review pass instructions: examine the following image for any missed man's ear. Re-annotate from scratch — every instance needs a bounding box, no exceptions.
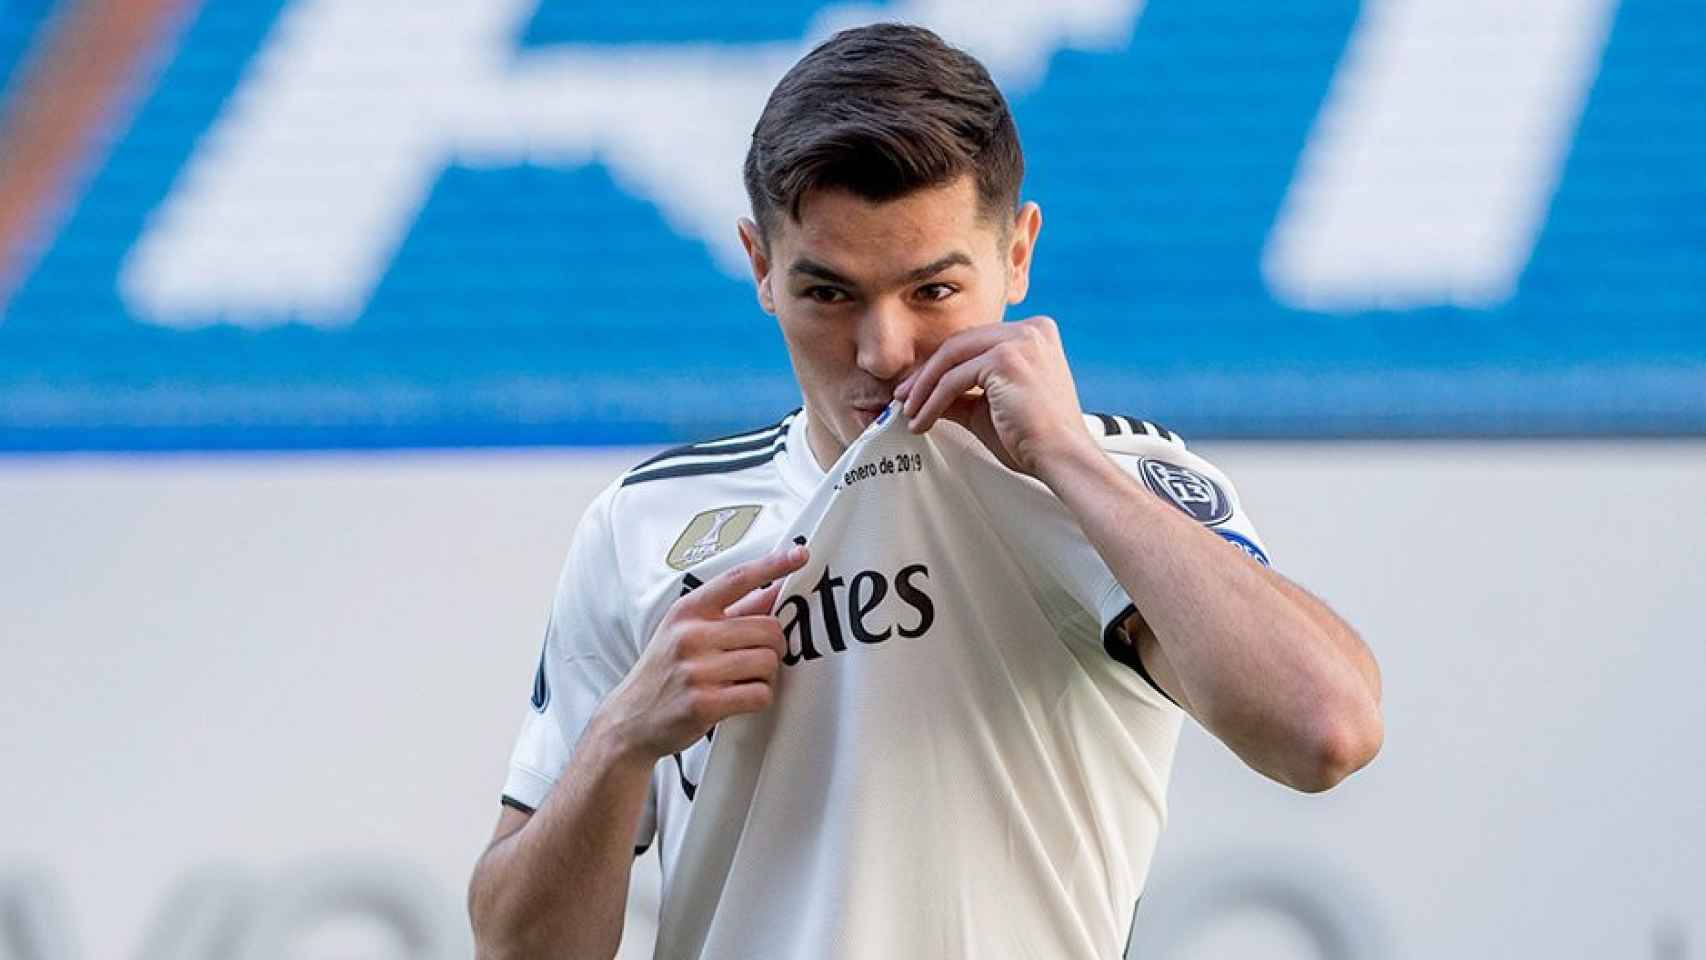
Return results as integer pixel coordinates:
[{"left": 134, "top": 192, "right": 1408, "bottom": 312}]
[
  {"left": 738, "top": 217, "right": 776, "bottom": 315},
  {"left": 1004, "top": 202, "right": 1042, "bottom": 305}
]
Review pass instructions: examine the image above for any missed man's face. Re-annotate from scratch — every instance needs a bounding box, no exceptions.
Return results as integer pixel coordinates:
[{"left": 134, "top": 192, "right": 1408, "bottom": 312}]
[{"left": 739, "top": 175, "right": 1041, "bottom": 467}]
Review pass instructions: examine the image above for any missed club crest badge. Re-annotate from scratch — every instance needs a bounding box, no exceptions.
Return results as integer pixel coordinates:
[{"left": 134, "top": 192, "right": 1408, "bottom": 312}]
[
  {"left": 666, "top": 505, "right": 762, "bottom": 570},
  {"left": 1140, "top": 459, "right": 1233, "bottom": 525}
]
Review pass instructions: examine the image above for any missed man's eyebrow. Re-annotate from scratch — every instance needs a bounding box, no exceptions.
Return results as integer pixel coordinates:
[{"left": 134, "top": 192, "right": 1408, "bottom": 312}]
[
  {"left": 786, "top": 252, "right": 974, "bottom": 287},
  {"left": 899, "top": 252, "right": 973, "bottom": 285},
  {"left": 788, "top": 259, "right": 854, "bottom": 285}
]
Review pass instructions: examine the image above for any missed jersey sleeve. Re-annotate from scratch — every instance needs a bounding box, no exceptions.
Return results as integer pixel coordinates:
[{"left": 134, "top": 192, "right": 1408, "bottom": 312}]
[
  {"left": 502, "top": 482, "right": 658, "bottom": 853},
  {"left": 952, "top": 416, "right": 1271, "bottom": 708},
  {"left": 1084, "top": 424, "right": 1271, "bottom": 704},
  {"left": 1095, "top": 422, "right": 1271, "bottom": 572}
]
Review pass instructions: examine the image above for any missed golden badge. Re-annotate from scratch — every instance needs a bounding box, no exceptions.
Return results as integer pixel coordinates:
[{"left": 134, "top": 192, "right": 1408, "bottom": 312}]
[{"left": 666, "top": 505, "right": 762, "bottom": 570}]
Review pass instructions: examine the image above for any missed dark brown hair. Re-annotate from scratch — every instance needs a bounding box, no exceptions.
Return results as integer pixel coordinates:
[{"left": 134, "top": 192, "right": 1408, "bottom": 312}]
[{"left": 743, "top": 23, "right": 1024, "bottom": 240}]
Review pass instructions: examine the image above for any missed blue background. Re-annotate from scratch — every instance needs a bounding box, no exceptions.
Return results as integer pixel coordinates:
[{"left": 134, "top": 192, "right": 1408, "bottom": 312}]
[{"left": 1, "top": 0, "right": 1702, "bottom": 450}]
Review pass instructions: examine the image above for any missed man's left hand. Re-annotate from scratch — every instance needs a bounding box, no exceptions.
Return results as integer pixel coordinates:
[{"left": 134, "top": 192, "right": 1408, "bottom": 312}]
[{"left": 893, "top": 316, "right": 1097, "bottom": 478}]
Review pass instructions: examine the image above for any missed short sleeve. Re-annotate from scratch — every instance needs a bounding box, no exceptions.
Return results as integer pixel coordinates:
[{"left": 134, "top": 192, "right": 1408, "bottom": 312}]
[
  {"left": 1091, "top": 435, "right": 1271, "bottom": 701},
  {"left": 502, "top": 482, "right": 657, "bottom": 852},
  {"left": 944, "top": 417, "right": 1271, "bottom": 708},
  {"left": 1099, "top": 433, "right": 1271, "bottom": 572}
]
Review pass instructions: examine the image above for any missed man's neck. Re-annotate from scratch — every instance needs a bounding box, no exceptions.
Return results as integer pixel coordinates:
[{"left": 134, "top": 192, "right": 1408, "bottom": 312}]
[{"left": 804, "top": 414, "right": 846, "bottom": 473}]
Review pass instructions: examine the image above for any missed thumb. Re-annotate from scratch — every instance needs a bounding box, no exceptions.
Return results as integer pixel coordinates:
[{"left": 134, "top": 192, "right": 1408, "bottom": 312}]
[{"left": 945, "top": 395, "right": 1021, "bottom": 472}]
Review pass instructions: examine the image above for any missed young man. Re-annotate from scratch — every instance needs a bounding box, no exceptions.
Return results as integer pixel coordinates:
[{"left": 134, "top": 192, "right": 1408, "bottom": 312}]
[{"left": 469, "top": 23, "right": 1382, "bottom": 960}]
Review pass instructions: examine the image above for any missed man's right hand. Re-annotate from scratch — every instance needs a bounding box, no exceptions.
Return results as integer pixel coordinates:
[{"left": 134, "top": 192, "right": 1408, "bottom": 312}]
[
  {"left": 599, "top": 544, "right": 809, "bottom": 762},
  {"left": 471, "top": 547, "right": 808, "bottom": 959}
]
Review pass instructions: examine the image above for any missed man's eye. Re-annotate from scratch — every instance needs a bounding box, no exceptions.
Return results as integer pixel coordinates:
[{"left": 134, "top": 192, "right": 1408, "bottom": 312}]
[
  {"left": 916, "top": 283, "right": 957, "bottom": 302},
  {"left": 804, "top": 286, "right": 848, "bottom": 304}
]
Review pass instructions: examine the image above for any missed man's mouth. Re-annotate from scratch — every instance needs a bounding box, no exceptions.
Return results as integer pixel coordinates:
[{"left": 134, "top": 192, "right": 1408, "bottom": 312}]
[{"left": 850, "top": 401, "right": 890, "bottom": 427}]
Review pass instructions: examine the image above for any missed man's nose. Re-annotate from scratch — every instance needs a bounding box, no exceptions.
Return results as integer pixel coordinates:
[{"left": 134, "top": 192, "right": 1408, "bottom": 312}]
[{"left": 854, "top": 303, "right": 916, "bottom": 383}]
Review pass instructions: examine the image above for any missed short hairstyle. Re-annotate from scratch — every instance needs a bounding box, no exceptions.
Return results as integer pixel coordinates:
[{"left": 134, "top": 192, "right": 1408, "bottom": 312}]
[{"left": 743, "top": 23, "right": 1024, "bottom": 240}]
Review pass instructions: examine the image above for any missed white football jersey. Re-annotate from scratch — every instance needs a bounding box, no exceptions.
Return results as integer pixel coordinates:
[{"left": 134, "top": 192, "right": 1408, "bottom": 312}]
[{"left": 503, "top": 403, "right": 1269, "bottom": 959}]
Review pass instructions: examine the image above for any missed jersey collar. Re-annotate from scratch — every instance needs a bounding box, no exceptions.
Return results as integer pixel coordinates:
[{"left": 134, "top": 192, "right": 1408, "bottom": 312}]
[
  {"left": 777, "top": 401, "right": 915, "bottom": 500},
  {"left": 776, "top": 404, "right": 826, "bottom": 499}
]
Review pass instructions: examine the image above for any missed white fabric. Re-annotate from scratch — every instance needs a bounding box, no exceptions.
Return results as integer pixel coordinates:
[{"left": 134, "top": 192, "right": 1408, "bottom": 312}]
[{"left": 504, "top": 403, "right": 1268, "bottom": 958}]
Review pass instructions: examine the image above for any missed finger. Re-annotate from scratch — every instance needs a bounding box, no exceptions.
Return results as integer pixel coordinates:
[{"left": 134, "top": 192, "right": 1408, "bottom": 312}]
[
  {"left": 939, "top": 392, "right": 990, "bottom": 434},
  {"left": 942, "top": 395, "right": 1022, "bottom": 471},
  {"left": 688, "top": 544, "right": 809, "bottom": 615},
  {"left": 898, "top": 325, "right": 1007, "bottom": 411},
  {"left": 712, "top": 614, "right": 788, "bottom": 656},
  {"left": 710, "top": 680, "right": 776, "bottom": 718},
  {"left": 898, "top": 324, "right": 1017, "bottom": 415},
  {"left": 698, "top": 647, "right": 783, "bottom": 686},
  {"left": 723, "top": 576, "right": 787, "bottom": 619},
  {"left": 909, "top": 354, "right": 992, "bottom": 433}
]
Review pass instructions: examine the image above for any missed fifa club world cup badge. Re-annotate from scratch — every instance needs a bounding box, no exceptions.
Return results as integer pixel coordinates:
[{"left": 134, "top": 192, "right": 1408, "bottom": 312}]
[{"left": 667, "top": 505, "right": 763, "bottom": 570}]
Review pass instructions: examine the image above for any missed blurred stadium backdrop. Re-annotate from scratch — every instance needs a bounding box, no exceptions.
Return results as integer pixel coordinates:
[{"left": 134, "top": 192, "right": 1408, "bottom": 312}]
[{"left": 1, "top": 1, "right": 1702, "bottom": 958}]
